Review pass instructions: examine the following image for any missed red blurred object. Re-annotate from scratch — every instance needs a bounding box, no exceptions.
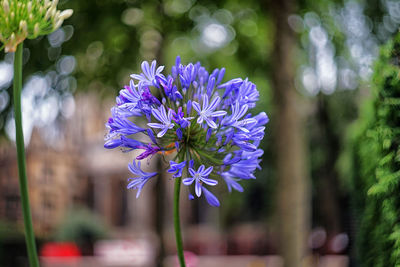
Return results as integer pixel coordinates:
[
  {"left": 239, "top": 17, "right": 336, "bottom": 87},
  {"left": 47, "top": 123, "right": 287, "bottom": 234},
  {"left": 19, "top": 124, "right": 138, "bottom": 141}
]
[{"left": 40, "top": 242, "right": 81, "bottom": 258}]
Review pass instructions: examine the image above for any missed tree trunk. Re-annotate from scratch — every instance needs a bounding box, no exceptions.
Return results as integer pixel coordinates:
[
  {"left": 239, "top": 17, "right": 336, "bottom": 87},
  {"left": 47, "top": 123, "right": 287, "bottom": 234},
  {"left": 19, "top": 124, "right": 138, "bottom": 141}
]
[{"left": 270, "top": 0, "right": 311, "bottom": 266}]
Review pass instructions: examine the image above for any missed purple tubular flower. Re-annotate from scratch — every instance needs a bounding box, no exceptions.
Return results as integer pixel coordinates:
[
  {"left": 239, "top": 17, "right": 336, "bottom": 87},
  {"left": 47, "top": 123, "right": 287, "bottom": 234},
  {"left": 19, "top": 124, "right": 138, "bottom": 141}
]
[
  {"left": 221, "top": 173, "right": 244, "bottom": 193},
  {"left": 168, "top": 160, "right": 186, "bottom": 178},
  {"left": 172, "top": 107, "right": 193, "bottom": 128},
  {"left": 127, "top": 160, "right": 158, "bottom": 198},
  {"left": 182, "top": 165, "right": 217, "bottom": 197},
  {"left": 148, "top": 105, "right": 174, "bottom": 137},
  {"left": 106, "top": 110, "right": 145, "bottom": 136},
  {"left": 104, "top": 138, "right": 122, "bottom": 149},
  {"left": 202, "top": 187, "right": 220, "bottom": 207},
  {"left": 120, "top": 136, "right": 144, "bottom": 151},
  {"left": 131, "top": 60, "right": 164, "bottom": 87},
  {"left": 192, "top": 95, "right": 227, "bottom": 129},
  {"left": 136, "top": 144, "right": 160, "bottom": 160},
  {"left": 105, "top": 56, "right": 268, "bottom": 207},
  {"left": 176, "top": 128, "right": 183, "bottom": 140},
  {"left": 147, "top": 129, "right": 158, "bottom": 144}
]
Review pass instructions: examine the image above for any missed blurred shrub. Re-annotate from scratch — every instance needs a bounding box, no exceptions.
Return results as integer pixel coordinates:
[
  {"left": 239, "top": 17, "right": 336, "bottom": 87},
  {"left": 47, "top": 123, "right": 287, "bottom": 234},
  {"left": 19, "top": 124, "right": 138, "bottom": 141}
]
[
  {"left": 53, "top": 207, "right": 108, "bottom": 255},
  {"left": 350, "top": 32, "right": 400, "bottom": 266}
]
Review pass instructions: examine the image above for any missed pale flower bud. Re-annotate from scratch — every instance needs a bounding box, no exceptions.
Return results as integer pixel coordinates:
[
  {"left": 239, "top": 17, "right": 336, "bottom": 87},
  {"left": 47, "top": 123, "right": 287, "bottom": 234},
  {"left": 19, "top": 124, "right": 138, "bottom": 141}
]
[
  {"left": 45, "top": 6, "right": 54, "bottom": 19},
  {"left": 2, "top": 0, "right": 10, "bottom": 14},
  {"left": 34, "top": 23, "right": 40, "bottom": 36},
  {"left": 19, "top": 20, "right": 27, "bottom": 34},
  {"left": 58, "top": 9, "right": 73, "bottom": 20},
  {"left": 53, "top": 18, "right": 63, "bottom": 30},
  {"left": 27, "top": 2, "right": 32, "bottom": 13}
]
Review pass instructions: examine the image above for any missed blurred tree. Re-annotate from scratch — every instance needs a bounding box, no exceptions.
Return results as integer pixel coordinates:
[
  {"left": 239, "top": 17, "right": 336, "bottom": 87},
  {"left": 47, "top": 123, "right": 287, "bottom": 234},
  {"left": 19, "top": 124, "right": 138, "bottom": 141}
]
[
  {"left": 270, "top": 0, "right": 311, "bottom": 266},
  {"left": 349, "top": 32, "right": 400, "bottom": 266}
]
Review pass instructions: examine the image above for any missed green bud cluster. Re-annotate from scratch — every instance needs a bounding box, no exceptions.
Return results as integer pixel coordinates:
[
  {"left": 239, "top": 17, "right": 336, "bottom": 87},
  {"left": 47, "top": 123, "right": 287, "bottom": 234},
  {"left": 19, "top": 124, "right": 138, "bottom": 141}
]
[{"left": 0, "top": 0, "right": 73, "bottom": 52}]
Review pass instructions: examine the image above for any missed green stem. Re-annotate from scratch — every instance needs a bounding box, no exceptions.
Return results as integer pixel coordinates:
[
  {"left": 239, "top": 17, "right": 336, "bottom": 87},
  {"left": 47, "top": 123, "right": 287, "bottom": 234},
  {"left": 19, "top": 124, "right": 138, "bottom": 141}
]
[
  {"left": 13, "top": 43, "right": 40, "bottom": 267},
  {"left": 173, "top": 176, "right": 186, "bottom": 267}
]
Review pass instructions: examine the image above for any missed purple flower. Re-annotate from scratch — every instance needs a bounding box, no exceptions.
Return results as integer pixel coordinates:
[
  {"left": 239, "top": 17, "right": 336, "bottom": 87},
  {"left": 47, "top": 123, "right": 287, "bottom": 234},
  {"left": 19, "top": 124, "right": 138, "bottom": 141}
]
[
  {"left": 105, "top": 56, "right": 268, "bottom": 207},
  {"left": 172, "top": 107, "right": 193, "bottom": 128},
  {"left": 168, "top": 161, "right": 186, "bottom": 178},
  {"left": 105, "top": 108, "right": 145, "bottom": 136},
  {"left": 182, "top": 165, "right": 217, "bottom": 197},
  {"left": 192, "top": 95, "right": 227, "bottom": 129},
  {"left": 131, "top": 60, "right": 164, "bottom": 87},
  {"left": 127, "top": 160, "right": 158, "bottom": 198},
  {"left": 148, "top": 105, "right": 174, "bottom": 137},
  {"left": 202, "top": 186, "right": 220, "bottom": 207},
  {"left": 136, "top": 144, "right": 160, "bottom": 160}
]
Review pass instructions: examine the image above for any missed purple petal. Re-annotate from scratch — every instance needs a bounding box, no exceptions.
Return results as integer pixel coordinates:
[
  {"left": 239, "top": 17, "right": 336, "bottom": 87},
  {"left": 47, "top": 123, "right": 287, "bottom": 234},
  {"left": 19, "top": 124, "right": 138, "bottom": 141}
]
[
  {"left": 147, "top": 123, "right": 165, "bottom": 129},
  {"left": 202, "top": 166, "right": 213, "bottom": 176},
  {"left": 104, "top": 139, "right": 122, "bottom": 149},
  {"left": 195, "top": 181, "right": 202, "bottom": 197},
  {"left": 157, "top": 127, "right": 169, "bottom": 138},
  {"left": 202, "top": 94, "right": 209, "bottom": 110},
  {"left": 183, "top": 178, "right": 194, "bottom": 185},
  {"left": 207, "top": 96, "right": 220, "bottom": 111},
  {"left": 210, "top": 110, "right": 227, "bottom": 117},
  {"left": 198, "top": 165, "right": 205, "bottom": 173},
  {"left": 202, "top": 187, "right": 220, "bottom": 207},
  {"left": 205, "top": 118, "right": 217, "bottom": 129},
  {"left": 192, "top": 101, "right": 201, "bottom": 113},
  {"left": 201, "top": 178, "right": 218, "bottom": 186}
]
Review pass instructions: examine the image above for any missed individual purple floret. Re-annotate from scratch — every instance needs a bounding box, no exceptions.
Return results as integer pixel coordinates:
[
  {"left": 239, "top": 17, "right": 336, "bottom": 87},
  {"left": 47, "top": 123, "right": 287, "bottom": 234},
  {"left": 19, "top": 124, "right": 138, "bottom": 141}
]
[
  {"left": 127, "top": 160, "right": 158, "bottom": 198},
  {"left": 168, "top": 161, "right": 186, "bottom": 178},
  {"left": 182, "top": 165, "right": 217, "bottom": 197},
  {"left": 148, "top": 105, "right": 174, "bottom": 137},
  {"left": 104, "top": 56, "right": 268, "bottom": 206},
  {"left": 131, "top": 60, "right": 164, "bottom": 87},
  {"left": 192, "top": 95, "right": 227, "bottom": 129}
]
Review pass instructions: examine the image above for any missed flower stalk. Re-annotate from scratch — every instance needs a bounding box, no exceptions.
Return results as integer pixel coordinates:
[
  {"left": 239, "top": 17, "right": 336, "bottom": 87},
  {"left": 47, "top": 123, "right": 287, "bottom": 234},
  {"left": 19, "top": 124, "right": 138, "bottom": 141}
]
[
  {"left": 173, "top": 176, "right": 185, "bottom": 267},
  {"left": 13, "top": 42, "right": 40, "bottom": 267}
]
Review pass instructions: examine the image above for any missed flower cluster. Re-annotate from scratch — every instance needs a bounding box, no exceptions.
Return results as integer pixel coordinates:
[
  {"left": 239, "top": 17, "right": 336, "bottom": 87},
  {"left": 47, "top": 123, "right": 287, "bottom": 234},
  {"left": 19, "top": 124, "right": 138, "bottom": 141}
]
[
  {"left": 0, "top": 0, "right": 73, "bottom": 52},
  {"left": 105, "top": 57, "right": 268, "bottom": 206}
]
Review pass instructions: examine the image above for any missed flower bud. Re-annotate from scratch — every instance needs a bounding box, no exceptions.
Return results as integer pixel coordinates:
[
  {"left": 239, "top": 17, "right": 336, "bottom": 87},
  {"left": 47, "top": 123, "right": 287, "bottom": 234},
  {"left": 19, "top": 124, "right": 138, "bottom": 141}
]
[
  {"left": 58, "top": 9, "right": 73, "bottom": 20},
  {"left": 53, "top": 18, "right": 63, "bottom": 30},
  {"left": 3, "top": 0, "right": 10, "bottom": 14},
  {"left": 19, "top": 20, "right": 27, "bottom": 34},
  {"left": 33, "top": 23, "right": 40, "bottom": 36},
  {"left": 27, "top": 2, "right": 32, "bottom": 13}
]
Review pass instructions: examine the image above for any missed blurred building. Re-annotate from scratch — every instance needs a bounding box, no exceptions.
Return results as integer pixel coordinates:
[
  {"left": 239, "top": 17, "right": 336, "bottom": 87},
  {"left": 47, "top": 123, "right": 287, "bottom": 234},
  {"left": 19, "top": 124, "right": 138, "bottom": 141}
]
[{"left": 0, "top": 93, "right": 158, "bottom": 237}]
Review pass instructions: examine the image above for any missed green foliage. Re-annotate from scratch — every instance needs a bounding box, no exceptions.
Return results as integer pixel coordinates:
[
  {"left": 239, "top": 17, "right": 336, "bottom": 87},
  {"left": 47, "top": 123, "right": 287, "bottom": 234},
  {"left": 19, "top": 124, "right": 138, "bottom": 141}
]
[{"left": 351, "top": 32, "right": 400, "bottom": 266}]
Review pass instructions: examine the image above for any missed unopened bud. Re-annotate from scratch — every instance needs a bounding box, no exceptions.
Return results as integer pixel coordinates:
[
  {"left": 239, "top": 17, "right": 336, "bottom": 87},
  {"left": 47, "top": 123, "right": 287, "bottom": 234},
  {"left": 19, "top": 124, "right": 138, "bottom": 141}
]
[
  {"left": 58, "top": 9, "right": 73, "bottom": 20},
  {"left": 10, "top": 11, "right": 14, "bottom": 19},
  {"left": 27, "top": 2, "right": 32, "bottom": 13},
  {"left": 34, "top": 23, "right": 40, "bottom": 36},
  {"left": 19, "top": 20, "right": 28, "bottom": 34},
  {"left": 10, "top": 32, "right": 15, "bottom": 43},
  {"left": 53, "top": 18, "right": 63, "bottom": 30},
  {"left": 52, "top": 0, "right": 59, "bottom": 8},
  {"left": 3, "top": 0, "right": 9, "bottom": 14},
  {"left": 45, "top": 6, "right": 53, "bottom": 19}
]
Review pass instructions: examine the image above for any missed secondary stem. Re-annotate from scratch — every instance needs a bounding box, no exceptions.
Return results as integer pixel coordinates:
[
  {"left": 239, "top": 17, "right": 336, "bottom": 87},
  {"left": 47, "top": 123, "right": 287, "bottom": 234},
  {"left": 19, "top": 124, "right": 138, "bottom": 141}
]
[
  {"left": 173, "top": 176, "right": 186, "bottom": 267},
  {"left": 13, "top": 43, "right": 40, "bottom": 267}
]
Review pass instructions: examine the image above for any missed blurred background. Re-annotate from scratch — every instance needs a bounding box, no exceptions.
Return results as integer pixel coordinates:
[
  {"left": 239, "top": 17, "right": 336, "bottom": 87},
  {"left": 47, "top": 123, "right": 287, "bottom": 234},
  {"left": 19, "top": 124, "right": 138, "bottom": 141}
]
[{"left": 0, "top": 0, "right": 399, "bottom": 266}]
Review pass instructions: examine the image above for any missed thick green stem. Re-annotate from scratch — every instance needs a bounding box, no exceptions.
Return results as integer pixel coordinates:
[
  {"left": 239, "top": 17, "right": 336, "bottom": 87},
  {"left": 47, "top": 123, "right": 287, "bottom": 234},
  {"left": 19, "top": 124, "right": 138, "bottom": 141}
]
[
  {"left": 173, "top": 177, "right": 186, "bottom": 267},
  {"left": 13, "top": 43, "right": 40, "bottom": 267}
]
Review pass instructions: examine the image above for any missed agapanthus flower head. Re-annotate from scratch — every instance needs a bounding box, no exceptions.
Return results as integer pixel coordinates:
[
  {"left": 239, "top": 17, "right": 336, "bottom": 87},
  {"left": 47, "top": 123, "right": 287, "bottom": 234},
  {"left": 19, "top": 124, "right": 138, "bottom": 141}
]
[
  {"left": 0, "top": 0, "right": 73, "bottom": 52},
  {"left": 105, "top": 56, "right": 269, "bottom": 206}
]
